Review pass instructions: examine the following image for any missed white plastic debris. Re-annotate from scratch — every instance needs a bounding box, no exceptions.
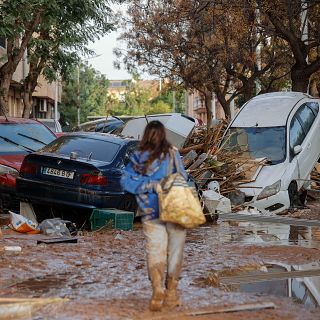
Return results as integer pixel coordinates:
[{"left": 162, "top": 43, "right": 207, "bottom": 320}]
[
  {"left": 114, "top": 233, "right": 124, "bottom": 241},
  {"left": 20, "top": 202, "right": 37, "bottom": 224},
  {"left": 4, "top": 246, "right": 22, "bottom": 252},
  {"left": 208, "top": 181, "right": 220, "bottom": 193},
  {"left": 202, "top": 190, "right": 231, "bottom": 214}
]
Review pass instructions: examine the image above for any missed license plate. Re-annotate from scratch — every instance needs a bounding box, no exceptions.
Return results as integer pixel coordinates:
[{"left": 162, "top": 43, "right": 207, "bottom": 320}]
[{"left": 42, "top": 167, "right": 74, "bottom": 179}]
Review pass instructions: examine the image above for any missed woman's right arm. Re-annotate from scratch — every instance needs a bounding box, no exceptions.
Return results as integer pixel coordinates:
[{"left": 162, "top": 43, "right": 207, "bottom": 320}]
[{"left": 120, "top": 160, "right": 157, "bottom": 195}]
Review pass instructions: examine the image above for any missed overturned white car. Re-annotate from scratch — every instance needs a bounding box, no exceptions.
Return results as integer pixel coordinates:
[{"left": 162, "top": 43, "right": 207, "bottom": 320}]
[{"left": 221, "top": 92, "right": 320, "bottom": 214}]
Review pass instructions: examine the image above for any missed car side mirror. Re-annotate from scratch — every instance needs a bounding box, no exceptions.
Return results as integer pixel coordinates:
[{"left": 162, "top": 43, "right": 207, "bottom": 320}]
[{"left": 293, "top": 145, "right": 302, "bottom": 155}]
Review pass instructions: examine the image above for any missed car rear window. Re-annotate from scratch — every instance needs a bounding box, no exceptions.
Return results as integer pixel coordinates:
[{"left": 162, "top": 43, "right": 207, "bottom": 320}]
[
  {"left": 0, "top": 123, "right": 56, "bottom": 155},
  {"left": 41, "top": 136, "right": 120, "bottom": 162}
]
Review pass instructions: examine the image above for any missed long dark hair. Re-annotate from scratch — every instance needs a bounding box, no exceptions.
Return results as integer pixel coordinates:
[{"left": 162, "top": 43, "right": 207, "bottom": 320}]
[{"left": 139, "top": 120, "right": 171, "bottom": 172}]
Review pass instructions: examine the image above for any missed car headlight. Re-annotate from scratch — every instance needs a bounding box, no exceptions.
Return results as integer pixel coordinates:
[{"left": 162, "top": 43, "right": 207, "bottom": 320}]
[
  {"left": 257, "top": 180, "right": 281, "bottom": 200},
  {"left": 0, "top": 164, "right": 19, "bottom": 177}
]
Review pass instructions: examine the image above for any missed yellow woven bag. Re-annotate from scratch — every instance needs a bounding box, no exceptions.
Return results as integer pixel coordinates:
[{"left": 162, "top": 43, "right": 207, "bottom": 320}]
[{"left": 156, "top": 149, "right": 206, "bottom": 229}]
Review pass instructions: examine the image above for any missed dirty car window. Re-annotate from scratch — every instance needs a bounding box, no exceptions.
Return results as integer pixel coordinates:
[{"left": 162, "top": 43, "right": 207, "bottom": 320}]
[
  {"left": 0, "top": 123, "right": 56, "bottom": 155},
  {"left": 41, "top": 136, "right": 120, "bottom": 162},
  {"left": 222, "top": 127, "right": 286, "bottom": 164}
]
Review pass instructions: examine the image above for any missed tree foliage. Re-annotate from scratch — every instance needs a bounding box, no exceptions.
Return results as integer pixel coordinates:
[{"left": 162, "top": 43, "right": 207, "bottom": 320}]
[
  {"left": 108, "top": 77, "right": 175, "bottom": 116},
  {"left": 59, "top": 63, "right": 110, "bottom": 128},
  {"left": 117, "top": 0, "right": 287, "bottom": 122},
  {"left": 257, "top": 0, "right": 320, "bottom": 93},
  {"left": 117, "top": 0, "right": 320, "bottom": 123},
  {"left": 0, "top": 0, "right": 116, "bottom": 117}
]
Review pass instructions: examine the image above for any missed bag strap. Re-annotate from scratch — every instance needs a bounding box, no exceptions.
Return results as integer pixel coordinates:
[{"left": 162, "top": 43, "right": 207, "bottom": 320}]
[
  {"left": 169, "top": 147, "right": 181, "bottom": 174},
  {"left": 167, "top": 149, "right": 174, "bottom": 176}
]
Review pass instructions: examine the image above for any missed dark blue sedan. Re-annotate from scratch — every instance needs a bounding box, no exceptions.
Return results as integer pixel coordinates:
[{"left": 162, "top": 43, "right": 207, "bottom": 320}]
[{"left": 17, "top": 133, "right": 138, "bottom": 221}]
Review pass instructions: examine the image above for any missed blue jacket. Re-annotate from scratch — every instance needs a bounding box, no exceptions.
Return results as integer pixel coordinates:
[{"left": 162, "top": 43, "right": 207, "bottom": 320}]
[{"left": 120, "top": 148, "right": 188, "bottom": 221}]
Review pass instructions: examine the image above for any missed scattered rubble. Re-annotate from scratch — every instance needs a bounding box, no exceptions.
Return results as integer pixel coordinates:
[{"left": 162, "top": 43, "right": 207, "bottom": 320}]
[
  {"left": 182, "top": 122, "right": 320, "bottom": 214},
  {"left": 311, "top": 164, "right": 320, "bottom": 190},
  {"left": 181, "top": 122, "right": 267, "bottom": 212}
]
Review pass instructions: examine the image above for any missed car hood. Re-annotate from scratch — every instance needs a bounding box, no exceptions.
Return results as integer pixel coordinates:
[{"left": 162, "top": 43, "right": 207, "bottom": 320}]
[
  {"left": 0, "top": 154, "right": 25, "bottom": 171},
  {"left": 237, "top": 162, "right": 287, "bottom": 196}
]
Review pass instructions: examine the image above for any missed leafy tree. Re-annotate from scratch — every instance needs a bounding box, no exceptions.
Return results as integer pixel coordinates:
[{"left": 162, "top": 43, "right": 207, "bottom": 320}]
[
  {"left": 59, "top": 63, "right": 110, "bottom": 128},
  {"left": 149, "top": 100, "right": 171, "bottom": 114},
  {"left": 257, "top": 0, "right": 320, "bottom": 93},
  {"left": 0, "top": 0, "right": 118, "bottom": 117},
  {"left": 21, "top": 0, "right": 114, "bottom": 117},
  {"left": 117, "top": 0, "right": 287, "bottom": 125},
  {"left": 0, "top": 0, "right": 44, "bottom": 115},
  {"left": 151, "top": 86, "right": 186, "bottom": 114}
]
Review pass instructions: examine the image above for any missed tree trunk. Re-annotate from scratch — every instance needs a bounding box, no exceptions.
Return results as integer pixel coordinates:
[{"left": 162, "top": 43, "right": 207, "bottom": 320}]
[
  {"left": 22, "top": 57, "right": 45, "bottom": 118},
  {"left": 0, "top": 73, "right": 13, "bottom": 116},
  {"left": 291, "top": 66, "right": 310, "bottom": 93},
  {"left": 215, "top": 89, "right": 231, "bottom": 119},
  {"left": 243, "top": 80, "right": 255, "bottom": 102},
  {"left": 22, "top": 90, "right": 33, "bottom": 118}
]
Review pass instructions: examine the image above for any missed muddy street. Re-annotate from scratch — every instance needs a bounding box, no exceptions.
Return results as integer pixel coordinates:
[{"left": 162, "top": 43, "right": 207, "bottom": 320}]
[{"left": 1, "top": 210, "right": 320, "bottom": 320}]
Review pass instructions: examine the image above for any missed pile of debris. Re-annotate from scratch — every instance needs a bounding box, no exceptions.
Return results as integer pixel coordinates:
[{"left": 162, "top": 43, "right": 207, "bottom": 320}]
[
  {"left": 180, "top": 121, "right": 267, "bottom": 212},
  {"left": 311, "top": 164, "right": 320, "bottom": 190}
]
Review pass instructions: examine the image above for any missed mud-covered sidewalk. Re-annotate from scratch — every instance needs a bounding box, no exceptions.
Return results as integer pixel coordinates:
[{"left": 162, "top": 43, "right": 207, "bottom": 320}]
[{"left": 1, "top": 214, "right": 320, "bottom": 320}]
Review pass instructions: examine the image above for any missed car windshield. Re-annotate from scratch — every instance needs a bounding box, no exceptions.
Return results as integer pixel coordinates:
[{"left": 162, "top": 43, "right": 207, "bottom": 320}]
[
  {"left": 41, "top": 120, "right": 55, "bottom": 131},
  {"left": 221, "top": 126, "right": 286, "bottom": 165},
  {"left": 41, "top": 136, "right": 120, "bottom": 162},
  {"left": 0, "top": 123, "right": 56, "bottom": 155}
]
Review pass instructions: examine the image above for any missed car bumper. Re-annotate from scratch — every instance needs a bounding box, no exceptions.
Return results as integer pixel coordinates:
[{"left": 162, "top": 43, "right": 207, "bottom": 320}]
[
  {"left": 17, "top": 178, "right": 125, "bottom": 210},
  {"left": 0, "top": 187, "right": 20, "bottom": 212},
  {"left": 241, "top": 189, "right": 290, "bottom": 214}
]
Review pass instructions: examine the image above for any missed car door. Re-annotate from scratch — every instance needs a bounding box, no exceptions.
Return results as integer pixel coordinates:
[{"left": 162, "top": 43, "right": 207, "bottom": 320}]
[{"left": 289, "top": 102, "right": 320, "bottom": 187}]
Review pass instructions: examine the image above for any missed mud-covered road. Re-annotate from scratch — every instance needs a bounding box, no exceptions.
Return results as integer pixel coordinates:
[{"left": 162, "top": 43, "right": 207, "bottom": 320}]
[{"left": 2, "top": 197, "right": 320, "bottom": 320}]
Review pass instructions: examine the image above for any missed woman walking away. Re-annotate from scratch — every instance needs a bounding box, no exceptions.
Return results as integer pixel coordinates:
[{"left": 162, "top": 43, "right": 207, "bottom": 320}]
[{"left": 120, "top": 121, "right": 188, "bottom": 312}]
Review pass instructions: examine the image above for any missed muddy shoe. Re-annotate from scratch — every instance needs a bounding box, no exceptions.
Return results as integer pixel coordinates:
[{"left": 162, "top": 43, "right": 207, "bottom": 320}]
[
  {"left": 149, "top": 289, "right": 165, "bottom": 311},
  {"left": 163, "top": 277, "right": 181, "bottom": 308},
  {"left": 163, "top": 290, "right": 181, "bottom": 308},
  {"left": 149, "top": 268, "right": 165, "bottom": 311}
]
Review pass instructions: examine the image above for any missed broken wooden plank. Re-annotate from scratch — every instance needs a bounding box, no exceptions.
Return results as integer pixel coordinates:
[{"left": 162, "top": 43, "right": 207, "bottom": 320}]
[
  {"left": 0, "top": 302, "right": 32, "bottom": 319},
  {"left": 188, "top": 153, "right": 208, "bottom": 170},
  {"left": 181, "top": 150, "right": 198, "bottom": 168},
  {"left": 0, "top": 297, "right": 67, "bottom": 320},
  {"left": 220, "top": 268, "right": 320, "bottom": 285},
  {"left": 180, "top": 143, "right": 204, "bottom": 155},
  {"left": 186, "top": 302, "right": 276, "bottom": 316}
]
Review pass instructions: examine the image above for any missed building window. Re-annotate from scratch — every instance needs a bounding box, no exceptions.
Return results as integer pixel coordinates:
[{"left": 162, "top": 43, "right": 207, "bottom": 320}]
[
  {"left": 193, "top": 96, "right": 203, "bottom": 109},
  {"left": 0, "top": 37, "right": 6, "bottom": 49}
]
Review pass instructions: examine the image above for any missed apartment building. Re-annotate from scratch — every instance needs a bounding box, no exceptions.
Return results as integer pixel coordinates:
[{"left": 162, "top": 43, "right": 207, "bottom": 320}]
[
  {"left": 108, "top": 79, "right": 160, "bottom": 102},
  {"left": 0, "top": 37, "right": 61, "bottom": 118},
  {"left": 186, "top": 91, "right": 225, "bottom": 124}
]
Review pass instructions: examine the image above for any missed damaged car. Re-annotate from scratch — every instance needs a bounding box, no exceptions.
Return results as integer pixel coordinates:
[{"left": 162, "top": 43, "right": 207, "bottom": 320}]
[
  {"left": 16, "top": 132, "right": 138, "bottom": 222},
  {"left": 221, "top": 92, "right": 320, "bottom": 214},
  {"left": 0, "top": 116, "right": 57, "bottom": 212}
]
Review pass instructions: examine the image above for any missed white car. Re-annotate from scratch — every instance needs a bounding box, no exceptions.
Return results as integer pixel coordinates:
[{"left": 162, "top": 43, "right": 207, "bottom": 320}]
[
  {"left": 221, "top": 92, "right": 320, "bottom": 214},
  {"left": 120, "top": 113, "right": 196, "bottom": 149}
]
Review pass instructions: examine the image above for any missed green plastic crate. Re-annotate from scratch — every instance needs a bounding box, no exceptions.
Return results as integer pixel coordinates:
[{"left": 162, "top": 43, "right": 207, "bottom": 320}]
[{"left": 90, "top": 208, "right": 134, "bottom": 231}]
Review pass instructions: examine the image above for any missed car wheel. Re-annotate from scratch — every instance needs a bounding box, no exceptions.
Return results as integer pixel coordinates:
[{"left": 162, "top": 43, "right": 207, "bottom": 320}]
[
  {"left": 119, "top": 194, "right": 138, "bottom": 217},
  {"left": 288, "top": 181, "right": 303, "bottom": 209}
]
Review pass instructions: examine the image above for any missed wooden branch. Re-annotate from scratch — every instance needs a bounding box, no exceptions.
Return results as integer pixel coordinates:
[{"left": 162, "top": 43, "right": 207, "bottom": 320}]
[{"left": 180, "top": 143, "right": 204, "bottom": 154}]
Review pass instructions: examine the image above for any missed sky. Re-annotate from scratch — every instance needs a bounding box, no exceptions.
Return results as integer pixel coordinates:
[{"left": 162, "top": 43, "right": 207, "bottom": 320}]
[
  {"left": 88, "top": 30, "right": 131, "bottom": 80},
  {"left": 88, "top": 3, "right": 157, "bottom": 81},
  {"left": 88, "top": 3, "right": 134, "bottom": 81}
]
